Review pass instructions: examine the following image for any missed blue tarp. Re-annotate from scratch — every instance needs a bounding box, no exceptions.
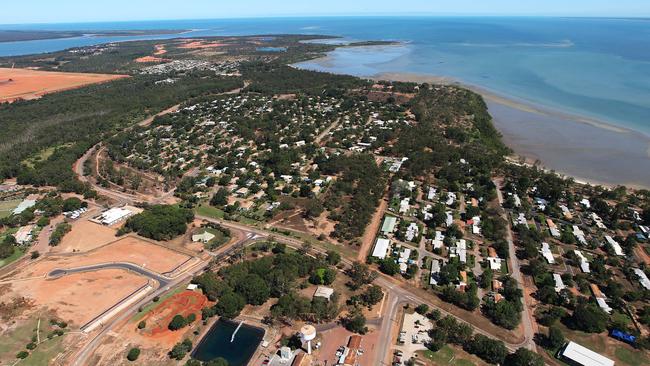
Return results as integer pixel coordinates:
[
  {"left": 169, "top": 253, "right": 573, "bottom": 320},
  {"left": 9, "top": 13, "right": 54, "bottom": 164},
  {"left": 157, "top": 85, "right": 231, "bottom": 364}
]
[{"left": 611, "top": 329, "right": 636, "bottom": 344}]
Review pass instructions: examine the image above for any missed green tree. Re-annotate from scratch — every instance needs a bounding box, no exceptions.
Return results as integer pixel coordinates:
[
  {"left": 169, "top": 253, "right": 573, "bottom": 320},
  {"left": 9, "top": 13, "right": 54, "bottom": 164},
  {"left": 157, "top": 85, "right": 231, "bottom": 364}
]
[
  {"left": 210, "top": 188, "right": 229, "bottom": 206},
  {"left": 215, "top": 291, "right": 246, "bottom": 319},
  {"left": 504, "top": 348, "right": 544, "bottom": 366},
  {"left": 326, "top": 250, "right": 341, "bottom": 265},
  {"left": 127, "top": 347, "right": 140, "bottom": 361},
  {"left": 568, "top": 303, "right": 608, "bottom": 333},
  {"left": 545, "top": 326, "right": 565, "bottom": 349},
  {"left": 168, "top": 314, "right": 188, "bottom": 331}
]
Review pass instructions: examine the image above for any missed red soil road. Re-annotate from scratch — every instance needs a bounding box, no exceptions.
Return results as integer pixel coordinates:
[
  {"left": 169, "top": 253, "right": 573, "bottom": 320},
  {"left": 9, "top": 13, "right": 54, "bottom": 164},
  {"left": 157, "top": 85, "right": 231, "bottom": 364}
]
[
  {"left": 358, "top": 193, "right": 389, "bottom": 261},
  {"left": 0, "top": 67, "right": 128, "bottom": 103},
  {"left": 635, "top": 246, "right": 650, "bottom": 265}
]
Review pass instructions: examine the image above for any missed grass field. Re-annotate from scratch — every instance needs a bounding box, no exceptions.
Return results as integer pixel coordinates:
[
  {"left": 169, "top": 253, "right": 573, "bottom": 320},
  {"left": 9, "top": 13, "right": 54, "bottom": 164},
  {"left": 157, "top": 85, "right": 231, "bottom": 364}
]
[
  {"left": 204, "top": 227, "right": 230, "bottom": 250},
  {"left": 557, "top": 323, "right": 648, "bottom": 366},
  {"left": 0, "top": 246, "right": 25, "bottom": 268},
  {"left": 0, "top": 199, "right": 21, "bottom": 218},
  {"left": 0, "top": 316, "right": 68, "bottom": 366},
  {"left": 131, "top": 286, "right": 184, "bottom": 323},
  {"left": 418, "top": 346, "right": 485, "bottom": 366},
  {"left": 195, "top": 204, "right": 225, "bottom": 219}
]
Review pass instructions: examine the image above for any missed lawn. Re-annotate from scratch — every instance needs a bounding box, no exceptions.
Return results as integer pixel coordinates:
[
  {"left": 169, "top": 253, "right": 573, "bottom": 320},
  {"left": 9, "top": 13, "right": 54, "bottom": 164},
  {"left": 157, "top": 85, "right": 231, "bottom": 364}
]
[
  {"left": 131, "top": 286, "right": 184, "bottom": 323},
  {"left": 0, "top": 246, "right": 25, "bottom": 268},
  {"left": 204, "top": 227, "right": 230, "bottom": 250},
  {"left": 418, "top": 346, "right": 484, "bottom": 366},
  {"left": 557, "top": 323, "right": 648, "bottom": 366},
  {"left": 0, "top": 316, "right": 68, "bottom": 366},
  {"left": 0, "top": 199, "right": 21, "bottom": 218},
  {"left": 195, "top": 204, "right": 225, "bottom": 219}
]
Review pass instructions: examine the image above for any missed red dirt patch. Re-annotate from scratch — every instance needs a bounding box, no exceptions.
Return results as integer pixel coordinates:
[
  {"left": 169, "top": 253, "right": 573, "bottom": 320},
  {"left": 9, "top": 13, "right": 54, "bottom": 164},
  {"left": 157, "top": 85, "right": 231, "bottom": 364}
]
[
  {"left": 135, "top": 56, "right": 171, "bottom": 63},
  {"left": 179, "top": 40, "right": 227, "bottom": 49},
  {"left": 0, "top": 67, "right": 128, "bottom": 103},
  {"left": 153, "top": 44, "right": 167, "bottom": 55},
  {"left": 144, "top": 291, "right": 208, "bottom": 338}
]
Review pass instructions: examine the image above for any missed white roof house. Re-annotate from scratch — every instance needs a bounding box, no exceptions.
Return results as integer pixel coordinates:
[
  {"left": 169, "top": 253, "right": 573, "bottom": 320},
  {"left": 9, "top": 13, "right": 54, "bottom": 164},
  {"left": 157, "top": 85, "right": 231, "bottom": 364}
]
[
  {"left": 427, "top": 187, "right": 437, "bottom": 201},
  {"left": 445, "top": 212, "right": 454, "bottom": 227},
  {"left": 574, "top": 250, "right": 590, "bottom": 273},
  {"left": 633, "top": 268, "right": 650, "bottom": 290},
  {"left": 12, "top": 199, "right": 36, "bottom": 215},
  {"left": 553, "top": 274, "right": 566, "bottom": 293},
  {"left": 471, "top": 216, "right": 481, "bottom": 235},
  {"left": 573, "top": 225, "right": 587, "bottom": 245},
  {"left": 596, "top": 297, "right": 613, "bottom": 314},
  {"left": 398, "top": 248, "right": 412, "bottom": 264},
  {"left": 450, "top": 239, "right": 467, "bottom": 263},
  {"left": 372, "top": 238, "right": 391, "bottom": 259},
  {"left": 560, "top": 341, "right": 614, "bottom": 366},
  {"left": 580, "top": 198, "right": 591, "bottom": 209},
  {"left": 541, "top": 242, "right": 555, "bottom": 264},
  {"left": 605, "top": 236, "right": 624, "bottom": 256},
  {"left": 381, "top": 216, "right": 397, "bottom": 235},
  {"left": 513, "top": 194, "right": 522, "bottom": 208},
  {"left": 100, "top": 207, "right": 134, "bottom": 226},
  {"left": 430, "top": 260, "right": 441, "bottom": 285},
  {"left": 192, "top": 231, "right": 215, "bottom": 243},
  {"left": 487, "top": 257, "right": 502, "bottom": 271},
  {"left": 405, "top": 223, "right": 419, "bottom": 242},
  {"left": 399, "top": 198, "right": 411, "bottom": 214},
  {"left": 432, "top": 231, "right": 445, "bottom": 250},
  {"left": 313, "top": 286, "right": 335, "bottom": 300},
  {"left": 445, "top": 192, "right": 456, "bottom": 206},
  {"left": 14, "top": 225, "right": 34, "bottom": 245}
]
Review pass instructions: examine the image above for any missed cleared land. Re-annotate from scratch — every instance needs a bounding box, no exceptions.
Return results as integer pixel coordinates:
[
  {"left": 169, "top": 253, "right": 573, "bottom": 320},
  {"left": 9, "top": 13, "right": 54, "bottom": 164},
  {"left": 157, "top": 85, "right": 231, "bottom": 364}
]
[
  {"left": 0, "top": 68, "right": 128, "bottom": 103},
  {"left": 15, "top": 236, "right": 191, "bottom": 278},
  {"left": 4, "top": 269, "right": 148, "bottom": 326},
  {"left": 52, "top": 219, "right": 118, "bottom": 253}
]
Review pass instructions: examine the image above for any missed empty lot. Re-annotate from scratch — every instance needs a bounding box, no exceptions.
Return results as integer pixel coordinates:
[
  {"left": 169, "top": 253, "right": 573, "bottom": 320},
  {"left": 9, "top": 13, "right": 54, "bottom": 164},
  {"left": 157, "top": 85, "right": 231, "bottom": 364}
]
[{"left": 0, "top": 67, "right": 127, "bottom": 103}]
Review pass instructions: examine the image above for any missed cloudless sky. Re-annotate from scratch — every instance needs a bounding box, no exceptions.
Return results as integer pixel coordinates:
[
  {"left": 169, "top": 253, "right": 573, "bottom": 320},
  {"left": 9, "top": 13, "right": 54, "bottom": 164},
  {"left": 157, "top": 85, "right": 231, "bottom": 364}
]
[{"left": 2, "top": 0, "right": 650, "bottom": 25}]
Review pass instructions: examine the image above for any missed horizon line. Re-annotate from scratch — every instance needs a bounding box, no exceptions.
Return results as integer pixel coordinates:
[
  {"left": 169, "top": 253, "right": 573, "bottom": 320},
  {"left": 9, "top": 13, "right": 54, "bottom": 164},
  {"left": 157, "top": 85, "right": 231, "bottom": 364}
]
[{"left": 1, "top": 14, "right": 649, "bottom": 27}]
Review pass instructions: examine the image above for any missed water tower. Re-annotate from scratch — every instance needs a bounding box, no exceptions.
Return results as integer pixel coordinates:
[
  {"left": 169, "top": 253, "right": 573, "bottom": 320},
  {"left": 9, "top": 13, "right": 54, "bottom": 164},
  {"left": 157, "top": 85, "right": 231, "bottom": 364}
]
[{"left": 300, "top": 324, "right": 317, "bottom": 355}]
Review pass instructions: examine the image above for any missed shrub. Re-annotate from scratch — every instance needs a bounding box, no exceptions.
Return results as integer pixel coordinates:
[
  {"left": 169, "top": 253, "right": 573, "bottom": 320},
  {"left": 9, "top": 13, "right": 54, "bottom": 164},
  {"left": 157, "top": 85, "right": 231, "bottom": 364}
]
[
  {"left": 168, "top": 314, "right": 188, "bottom": 331},
  {"left": 16, "top": 351, "right": 29, "bottom": 359},
  {"left": 127, "top": 347, "right": 141, "bottom": 361},
  {"left": 137, "top": 321, "right": 146, "bottom": 330}
]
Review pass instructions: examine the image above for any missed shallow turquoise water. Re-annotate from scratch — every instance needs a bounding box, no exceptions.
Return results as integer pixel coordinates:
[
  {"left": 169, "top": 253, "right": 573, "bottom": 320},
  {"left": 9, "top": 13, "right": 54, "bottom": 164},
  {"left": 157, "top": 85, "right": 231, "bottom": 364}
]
[{"left": 2, "top": 17, "right": 650, "bottom": 136}]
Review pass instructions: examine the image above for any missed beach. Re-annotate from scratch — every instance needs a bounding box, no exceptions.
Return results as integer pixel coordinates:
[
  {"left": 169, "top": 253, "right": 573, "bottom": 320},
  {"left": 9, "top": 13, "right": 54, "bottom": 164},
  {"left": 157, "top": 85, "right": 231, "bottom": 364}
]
[{"left": 371, "top": 71, "right": 650, "bottom": 189}]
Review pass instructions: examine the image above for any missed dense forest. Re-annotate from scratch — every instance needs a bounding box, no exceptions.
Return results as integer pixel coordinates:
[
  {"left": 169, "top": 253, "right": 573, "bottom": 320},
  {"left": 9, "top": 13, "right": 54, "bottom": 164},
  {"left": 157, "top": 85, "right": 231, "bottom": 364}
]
[{"left": 0, "top": 73, "right": 243, "bottom": 193}]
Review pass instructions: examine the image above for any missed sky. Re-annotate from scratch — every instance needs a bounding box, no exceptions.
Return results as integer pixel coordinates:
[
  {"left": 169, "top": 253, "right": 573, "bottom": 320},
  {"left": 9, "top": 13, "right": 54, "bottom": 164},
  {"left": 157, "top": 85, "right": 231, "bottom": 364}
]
[{"left": 2, "top": 0, "right": 650, "bottom": 25}]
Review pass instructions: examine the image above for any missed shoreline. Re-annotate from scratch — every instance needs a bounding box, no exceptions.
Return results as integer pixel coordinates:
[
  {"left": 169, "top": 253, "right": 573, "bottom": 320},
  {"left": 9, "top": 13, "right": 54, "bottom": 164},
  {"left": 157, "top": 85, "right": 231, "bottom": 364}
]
[
  {"left": 368, "top": 71, "right": 650, "bottom": 190},
  {"left": 372, "top": 71, "right": 643, "bottom": 138}
]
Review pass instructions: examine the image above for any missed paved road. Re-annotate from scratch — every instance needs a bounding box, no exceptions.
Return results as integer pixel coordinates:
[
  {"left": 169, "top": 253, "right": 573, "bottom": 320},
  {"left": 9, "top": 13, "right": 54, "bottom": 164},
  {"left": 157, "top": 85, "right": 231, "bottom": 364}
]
[
  {"left": 48, "top": 262, "right": 172, "bottom": 287},
  {"left": 493, "top": 178, "right": 536, "bottom": 351},
  {"left": 71, "top": 228, "right": 258, "bottom": 366}
]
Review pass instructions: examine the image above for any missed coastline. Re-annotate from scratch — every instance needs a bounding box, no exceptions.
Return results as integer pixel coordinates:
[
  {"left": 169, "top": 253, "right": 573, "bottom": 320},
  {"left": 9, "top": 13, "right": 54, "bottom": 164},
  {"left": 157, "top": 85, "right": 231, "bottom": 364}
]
[
  {"left": 368, "top": 71, "right": 650, "bottom": 190},
  {"left": 372, "top": 71, "right": 639, "bottom": 137}
]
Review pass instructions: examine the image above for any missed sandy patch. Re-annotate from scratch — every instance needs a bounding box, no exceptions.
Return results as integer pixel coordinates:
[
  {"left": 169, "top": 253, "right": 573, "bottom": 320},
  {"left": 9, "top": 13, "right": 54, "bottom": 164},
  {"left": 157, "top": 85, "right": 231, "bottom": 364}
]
[
  {"left": 6, "top": 269, "right": 147, "bottom": 326},
  {"left": 134, "top": 56, "right": 171, "bottom": 63},
  {"left": 53, "top": 219, "right": 117, "bottom": 253},
  {"left": 153, "top": 44, "right": 167, "bottom": 55},
  {"left": 179, "top": 40, "right": 226, "bottom": 49},
  {"left": 0, "top": 68, "right": 128, "bottom": 103},
  {"left": 16, "top": 236, "right": 191, "bottom": 278}
]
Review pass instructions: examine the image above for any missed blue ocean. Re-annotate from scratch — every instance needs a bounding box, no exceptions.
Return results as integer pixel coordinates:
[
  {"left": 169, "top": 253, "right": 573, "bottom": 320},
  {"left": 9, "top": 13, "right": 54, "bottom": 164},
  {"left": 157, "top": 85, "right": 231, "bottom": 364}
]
[
  {"left": 2, "top": 17, "right": 650, "bottom": 137},
  {"left": 2, "top": 17, "right": 650, "bottom": 186}
]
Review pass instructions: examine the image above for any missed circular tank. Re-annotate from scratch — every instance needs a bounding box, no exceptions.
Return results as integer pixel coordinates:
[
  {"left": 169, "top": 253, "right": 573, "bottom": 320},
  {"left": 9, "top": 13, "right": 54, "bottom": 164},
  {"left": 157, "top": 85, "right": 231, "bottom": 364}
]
[{"left": 300, "top": 324, "right": 317, "bottom": 341}]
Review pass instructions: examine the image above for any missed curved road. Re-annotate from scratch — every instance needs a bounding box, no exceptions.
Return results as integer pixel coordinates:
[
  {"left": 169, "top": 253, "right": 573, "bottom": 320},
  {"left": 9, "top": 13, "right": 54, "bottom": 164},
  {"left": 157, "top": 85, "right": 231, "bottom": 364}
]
[{"left": 48, "top": 262, "right": 172, "bottom": 287}]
